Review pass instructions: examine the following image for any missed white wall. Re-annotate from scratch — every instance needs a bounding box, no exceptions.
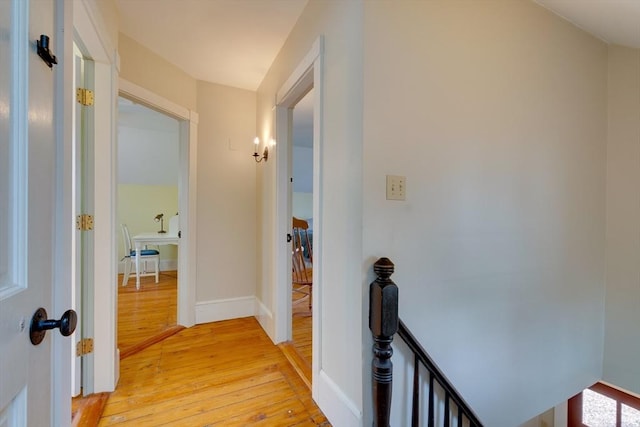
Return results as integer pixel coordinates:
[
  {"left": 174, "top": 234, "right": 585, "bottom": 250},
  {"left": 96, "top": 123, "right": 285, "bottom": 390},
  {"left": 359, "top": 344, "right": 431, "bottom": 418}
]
[
  {"left": 603, "top": 46, "right": 640, "bottom": 393},
  {"left": 293, "top": 146, "right": 313, "bottom": 193},
  {"left": 117, "top": 101, "right": 179, "bottom": 184},
  {"left": 362, "top": 1, "right": 607, "bottom": 426},
  {"left": 293, "top": 145, "right": 313, "bottom": 218},
  {"left": 292, "top": 192, "right": 312, "bottom": 219},
  {"left": 256, "top": 0, "right": 365, "bottom": 425}
]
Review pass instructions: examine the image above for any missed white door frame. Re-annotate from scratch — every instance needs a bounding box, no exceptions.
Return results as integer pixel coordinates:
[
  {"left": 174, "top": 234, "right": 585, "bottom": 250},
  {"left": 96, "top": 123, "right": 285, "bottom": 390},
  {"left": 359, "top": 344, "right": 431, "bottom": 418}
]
[
  {"left": 118, "top": 78, "right": 198, "bottom": 328},
  {"left": 274, "top": 36, "right": 324, "bottom": 397},
  {"left": 67, "top": 1, "right": 198, "bottom": 396},
  {"left": 71, "top": 0, "right": 119, "bottom": 393}
]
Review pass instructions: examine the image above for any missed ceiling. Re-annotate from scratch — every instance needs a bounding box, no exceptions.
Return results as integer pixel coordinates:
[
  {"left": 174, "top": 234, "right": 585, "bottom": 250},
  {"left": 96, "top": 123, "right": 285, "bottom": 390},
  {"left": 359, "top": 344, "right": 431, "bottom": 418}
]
[
  {"left": 115, "top": 0, "right": 309, "bottom": 91},
  {"left": 116, "top": 0, "right": 639, "bottom": 92},
  {"left": 534, "top": 0, "right": 640, "bottom": 48}
]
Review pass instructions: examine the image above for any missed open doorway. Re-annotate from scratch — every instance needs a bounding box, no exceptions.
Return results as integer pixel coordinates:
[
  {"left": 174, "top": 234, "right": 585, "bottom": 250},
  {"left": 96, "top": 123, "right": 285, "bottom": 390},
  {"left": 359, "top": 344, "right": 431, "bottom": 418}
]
[
  {"left": 116, "top": 96, "right": 180, "bottom": 353},
  {"left": 290, "top": 89, "right": 314, "bottom": 380},
  {"left": 273, "top": 38, "right": 323, "bottom": 395}
]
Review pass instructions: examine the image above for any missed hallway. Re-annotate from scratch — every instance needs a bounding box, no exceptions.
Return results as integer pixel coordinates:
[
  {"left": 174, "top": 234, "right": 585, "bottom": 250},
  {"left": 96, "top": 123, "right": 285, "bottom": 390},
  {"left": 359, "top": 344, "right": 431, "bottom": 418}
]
[{"left": 98, "top": 316, "right": 329, "bottom": 426}]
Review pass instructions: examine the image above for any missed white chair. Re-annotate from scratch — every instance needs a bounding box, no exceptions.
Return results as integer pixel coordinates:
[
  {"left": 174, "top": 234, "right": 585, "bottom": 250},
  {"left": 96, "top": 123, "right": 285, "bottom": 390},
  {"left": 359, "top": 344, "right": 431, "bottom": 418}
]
[{"left": 121, "top": 224, "right": 160, "bottom": 286}]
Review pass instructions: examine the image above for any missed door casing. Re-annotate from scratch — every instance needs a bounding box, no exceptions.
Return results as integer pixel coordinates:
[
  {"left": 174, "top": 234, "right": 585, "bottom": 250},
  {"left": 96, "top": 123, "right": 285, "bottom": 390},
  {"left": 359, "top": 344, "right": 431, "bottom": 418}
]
[{"left": 274, "top": 36, "right": 324, "bottom": 399}]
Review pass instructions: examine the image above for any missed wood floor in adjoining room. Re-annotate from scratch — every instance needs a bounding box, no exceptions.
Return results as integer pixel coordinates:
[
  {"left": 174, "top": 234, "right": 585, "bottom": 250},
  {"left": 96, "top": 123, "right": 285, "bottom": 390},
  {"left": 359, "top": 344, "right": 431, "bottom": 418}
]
[
  {"left": 98, "top": 317, "right": 330, "bottom": 426},
  {"left": 118, "top": 271, "right": 178, "bottom": 352},
  {"left": 292, "top": 286, "right": 312, "bottom": 362}
]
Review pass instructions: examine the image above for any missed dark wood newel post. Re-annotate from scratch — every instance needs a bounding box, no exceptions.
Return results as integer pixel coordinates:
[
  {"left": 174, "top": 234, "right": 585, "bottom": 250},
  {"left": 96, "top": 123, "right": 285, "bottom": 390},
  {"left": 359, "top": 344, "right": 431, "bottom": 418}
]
[{"left": 369, "top": 257, "right": 399, "bottom": 427}]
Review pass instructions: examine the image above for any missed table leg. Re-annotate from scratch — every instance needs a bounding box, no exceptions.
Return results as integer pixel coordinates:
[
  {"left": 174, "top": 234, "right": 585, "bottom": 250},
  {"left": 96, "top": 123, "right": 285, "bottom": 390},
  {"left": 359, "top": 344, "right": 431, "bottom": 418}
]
[{"left": 135, "top": 242, "right": 141, "bottom": 290}]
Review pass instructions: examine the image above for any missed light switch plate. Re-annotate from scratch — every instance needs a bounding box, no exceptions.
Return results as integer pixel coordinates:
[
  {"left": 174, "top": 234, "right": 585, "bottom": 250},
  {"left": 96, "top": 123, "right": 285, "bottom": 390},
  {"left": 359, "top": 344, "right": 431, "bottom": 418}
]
[{"left": 386, "top": 175, "right": 406, "bottom": 201}]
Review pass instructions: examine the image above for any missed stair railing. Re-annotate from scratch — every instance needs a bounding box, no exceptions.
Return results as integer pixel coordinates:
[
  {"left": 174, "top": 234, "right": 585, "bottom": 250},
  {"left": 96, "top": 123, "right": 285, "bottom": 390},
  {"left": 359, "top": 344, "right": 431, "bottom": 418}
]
[{"left": 369, "top": 257, "right": 483, "bottom": 427}]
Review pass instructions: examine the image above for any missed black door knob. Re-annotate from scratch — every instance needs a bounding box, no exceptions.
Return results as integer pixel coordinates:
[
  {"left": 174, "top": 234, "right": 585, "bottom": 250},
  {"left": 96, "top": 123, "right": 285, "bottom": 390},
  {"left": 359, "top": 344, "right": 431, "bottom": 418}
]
[{"left": 29, "top": 307, "right": 77, "bottom": 345}]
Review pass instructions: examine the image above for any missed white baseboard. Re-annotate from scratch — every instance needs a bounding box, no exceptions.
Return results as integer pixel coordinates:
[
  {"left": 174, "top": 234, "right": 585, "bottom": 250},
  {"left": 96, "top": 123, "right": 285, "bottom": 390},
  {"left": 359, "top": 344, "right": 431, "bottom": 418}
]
[
  {"left": 317, "top": 369, "right": 362, "bottom": 427},
  {"left": 195, "top": 296, "right": 257, "bottom": 324},
  {"left": 117, "top": 259, "right": 177, "bottom": 274},
  {"left": 255, "top": 299, "right": 276, "bottom": 343}
]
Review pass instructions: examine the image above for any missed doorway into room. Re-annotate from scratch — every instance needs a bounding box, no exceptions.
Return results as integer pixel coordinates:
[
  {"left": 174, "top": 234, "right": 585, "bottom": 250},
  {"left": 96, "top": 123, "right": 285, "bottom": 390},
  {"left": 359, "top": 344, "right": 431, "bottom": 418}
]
[
  {"left": 290, "top": 89, "right": 315, "bottom": 382},
  {"left": 116, "top": 96, "right": 180, "bottom": 354}
]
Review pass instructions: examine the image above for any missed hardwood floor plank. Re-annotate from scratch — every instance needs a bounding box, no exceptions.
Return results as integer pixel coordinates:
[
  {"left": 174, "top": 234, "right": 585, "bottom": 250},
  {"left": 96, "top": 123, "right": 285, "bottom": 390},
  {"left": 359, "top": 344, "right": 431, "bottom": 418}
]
[
  {"left": 99, "top": 317, "right": 329, "bottom": 426},
  {"left": 85, "top": 272, "right": 329, "bottom": 426}
]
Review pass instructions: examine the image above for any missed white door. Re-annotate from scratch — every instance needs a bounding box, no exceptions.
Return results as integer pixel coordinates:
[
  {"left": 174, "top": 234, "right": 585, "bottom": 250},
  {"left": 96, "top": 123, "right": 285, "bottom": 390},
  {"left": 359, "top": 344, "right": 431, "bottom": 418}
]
[
  {"left": 73, "top": 44, "right": 95, "bottom": 397},
  {"left": 0, "top": 0, "right": 71, "bottom": 425}
]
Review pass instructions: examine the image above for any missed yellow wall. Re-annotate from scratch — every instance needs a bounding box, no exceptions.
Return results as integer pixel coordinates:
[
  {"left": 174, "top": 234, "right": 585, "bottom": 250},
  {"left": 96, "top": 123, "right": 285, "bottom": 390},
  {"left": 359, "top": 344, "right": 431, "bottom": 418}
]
[{"left": 117, "top": 184, "right": 179, "bottom": 262}]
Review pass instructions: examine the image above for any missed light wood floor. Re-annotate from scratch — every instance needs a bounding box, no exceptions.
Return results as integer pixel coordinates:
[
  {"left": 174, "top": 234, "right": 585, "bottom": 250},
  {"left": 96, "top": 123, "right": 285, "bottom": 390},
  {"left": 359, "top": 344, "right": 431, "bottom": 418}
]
[
  {"left": 292, "top": 286, "right": 312, "bottom": 363},
  {"left": 99, "top": 317, "right": 329, "bottom": 426},
  {"left": 89, "top": 273, "right": 326, "bottom": 426},
  {"left": 118, "top": 271, "right": 178, "bottom": 352}
]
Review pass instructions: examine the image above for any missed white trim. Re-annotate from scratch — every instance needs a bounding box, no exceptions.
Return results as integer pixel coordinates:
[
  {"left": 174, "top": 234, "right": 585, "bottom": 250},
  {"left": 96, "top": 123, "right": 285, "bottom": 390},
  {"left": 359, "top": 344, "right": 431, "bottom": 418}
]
[
  {"left": 310, "top": 47, "right": 324, "bottom": 401},
  {"left": 52, "top": 1, "right": 74, "bottom": 425},
  {"left": 195, "top": 297, "right": 257, "bottom": 324},
  {"left": 73, "top": 0, "right": 114, "bottom": 63},
  {"left": 91, "top": 59, "right": 118, "bottom": 393},
  {"left": 276, "top": 37, "right": 322, "bottom": 104},
  {"left": 255, "top": 299, "right": 274, "bottom": 335},
  {"left": 118, "top": 78, "right": 198, "bottom": 328},
  {"left": 73, "top": 0, "right": 119, "bottom": 393},
  {"left": 119, "top": 79, "right": 191, "bottom": 120},
  {"left": 2, "top": 0, "right": 29, "bottom": 299},
  {"left": 554, "top": 401, "right": 568, "bottom": 426},
  {"left": 317, "top": 370, "right": 362, "bottom": 426},
  {"left": 274, "top": 35, "right": 326, "bottom": 405}
]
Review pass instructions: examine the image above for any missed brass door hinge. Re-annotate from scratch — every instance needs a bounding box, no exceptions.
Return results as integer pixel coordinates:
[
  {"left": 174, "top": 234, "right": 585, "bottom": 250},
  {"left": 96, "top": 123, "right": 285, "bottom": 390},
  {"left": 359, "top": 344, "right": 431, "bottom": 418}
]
[
  {"left": 76, "top": 214, "right": 94, "bottom": 231},
  {"left": 76, "top": 338, "right": 94, "bottom": 357},
  {"left": 76, "top": 88, "right": 94, "bottom": 106}
]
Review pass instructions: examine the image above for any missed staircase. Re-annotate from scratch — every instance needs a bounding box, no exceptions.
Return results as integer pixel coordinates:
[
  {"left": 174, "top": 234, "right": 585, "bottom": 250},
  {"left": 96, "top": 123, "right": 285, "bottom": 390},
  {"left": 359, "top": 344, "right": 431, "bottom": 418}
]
[{"left": 369, "top": 257, "right": 483, "bottom": 427}]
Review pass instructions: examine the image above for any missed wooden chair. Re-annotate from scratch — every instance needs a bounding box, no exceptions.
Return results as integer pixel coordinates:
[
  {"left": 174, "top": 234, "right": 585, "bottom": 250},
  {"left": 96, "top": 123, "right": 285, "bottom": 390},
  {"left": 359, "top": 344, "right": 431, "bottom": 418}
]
[{"left": 292, "top": 217, "right": 312, "bottom": 309}]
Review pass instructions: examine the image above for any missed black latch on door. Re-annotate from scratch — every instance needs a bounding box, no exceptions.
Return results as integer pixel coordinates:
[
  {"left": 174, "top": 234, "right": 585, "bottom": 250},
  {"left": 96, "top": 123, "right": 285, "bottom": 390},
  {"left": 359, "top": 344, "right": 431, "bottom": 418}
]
[
  {"left": 287, "top": 233, "right": 292, "bottom": 243},
  {"left": 29, "top": 307, "right": 77, "bottom": 345},
  {"left": 36, "top": 35, "right": 58, "bottom": 68}
]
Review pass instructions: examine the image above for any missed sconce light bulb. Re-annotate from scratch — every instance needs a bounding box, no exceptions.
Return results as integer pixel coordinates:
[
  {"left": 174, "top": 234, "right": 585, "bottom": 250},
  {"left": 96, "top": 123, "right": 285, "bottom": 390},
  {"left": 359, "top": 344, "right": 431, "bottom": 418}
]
[
  {"left": 270, "top": 138, "right": 276, "bottom": 147},
  {"left": 254, "top": 137, "right": 260, "bottom": 146}
]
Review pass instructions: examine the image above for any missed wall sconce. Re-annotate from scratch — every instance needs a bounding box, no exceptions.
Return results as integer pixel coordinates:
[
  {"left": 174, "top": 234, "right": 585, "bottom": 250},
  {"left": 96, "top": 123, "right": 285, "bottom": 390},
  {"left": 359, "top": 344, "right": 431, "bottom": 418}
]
[
  {"left": 253, "top": 137, "right": 269, "bottom": 163},
  {"left": 154, "top": 213, "right": 166, "bottom": 234}
]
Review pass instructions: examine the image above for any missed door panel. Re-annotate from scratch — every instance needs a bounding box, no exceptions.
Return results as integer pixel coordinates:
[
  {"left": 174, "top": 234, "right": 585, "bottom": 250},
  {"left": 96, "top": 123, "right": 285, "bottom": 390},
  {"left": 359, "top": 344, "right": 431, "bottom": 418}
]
[{"left": 0, "top": 0, "right": 58, "bottom": 424}]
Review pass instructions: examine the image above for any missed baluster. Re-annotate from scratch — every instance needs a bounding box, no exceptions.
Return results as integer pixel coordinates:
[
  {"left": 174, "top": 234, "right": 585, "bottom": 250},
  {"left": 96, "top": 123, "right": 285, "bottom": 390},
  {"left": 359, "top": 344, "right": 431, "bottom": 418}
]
[
  {"left": 369, "top": 257, "right": 399, "bottom": 427},
  {"left": 428, "top": 374, "right": 434, "bottom": 427},
  {"left": 457, "top": 405, "right": 463, "bottom": 427},
  {"left": 412, "top": 353, "right": 419, "bottom": 427},
  {"left": 444, "top": 392, "right": 450, "bottom": 427}
]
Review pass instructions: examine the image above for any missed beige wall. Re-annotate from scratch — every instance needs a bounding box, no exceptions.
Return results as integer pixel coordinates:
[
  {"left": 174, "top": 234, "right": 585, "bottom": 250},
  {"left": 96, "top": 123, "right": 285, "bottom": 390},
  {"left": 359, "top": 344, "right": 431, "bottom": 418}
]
[
  {"left": 603, "top": 46, "right": 640, "bottom": 393},
  {"left": 117, "top": 35, "right": 258, "bottom": 307},
  {"left": 117, "top": 184, "right": 179, "bottom": 262},
  {"left": 196, "top": 81, "right": 256, "bottom": 302},
  {"left": 91, "top": 0, "right": 119, "bottom": 49},
  {"left": 118, "top": 33, "right": 197, "bottom": 111},
  {"left": 256, "top": 0, "right": 365, "bottom": 424},
  {"left": 363, "top": 1, "right": 607, "bottom": 425}
]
